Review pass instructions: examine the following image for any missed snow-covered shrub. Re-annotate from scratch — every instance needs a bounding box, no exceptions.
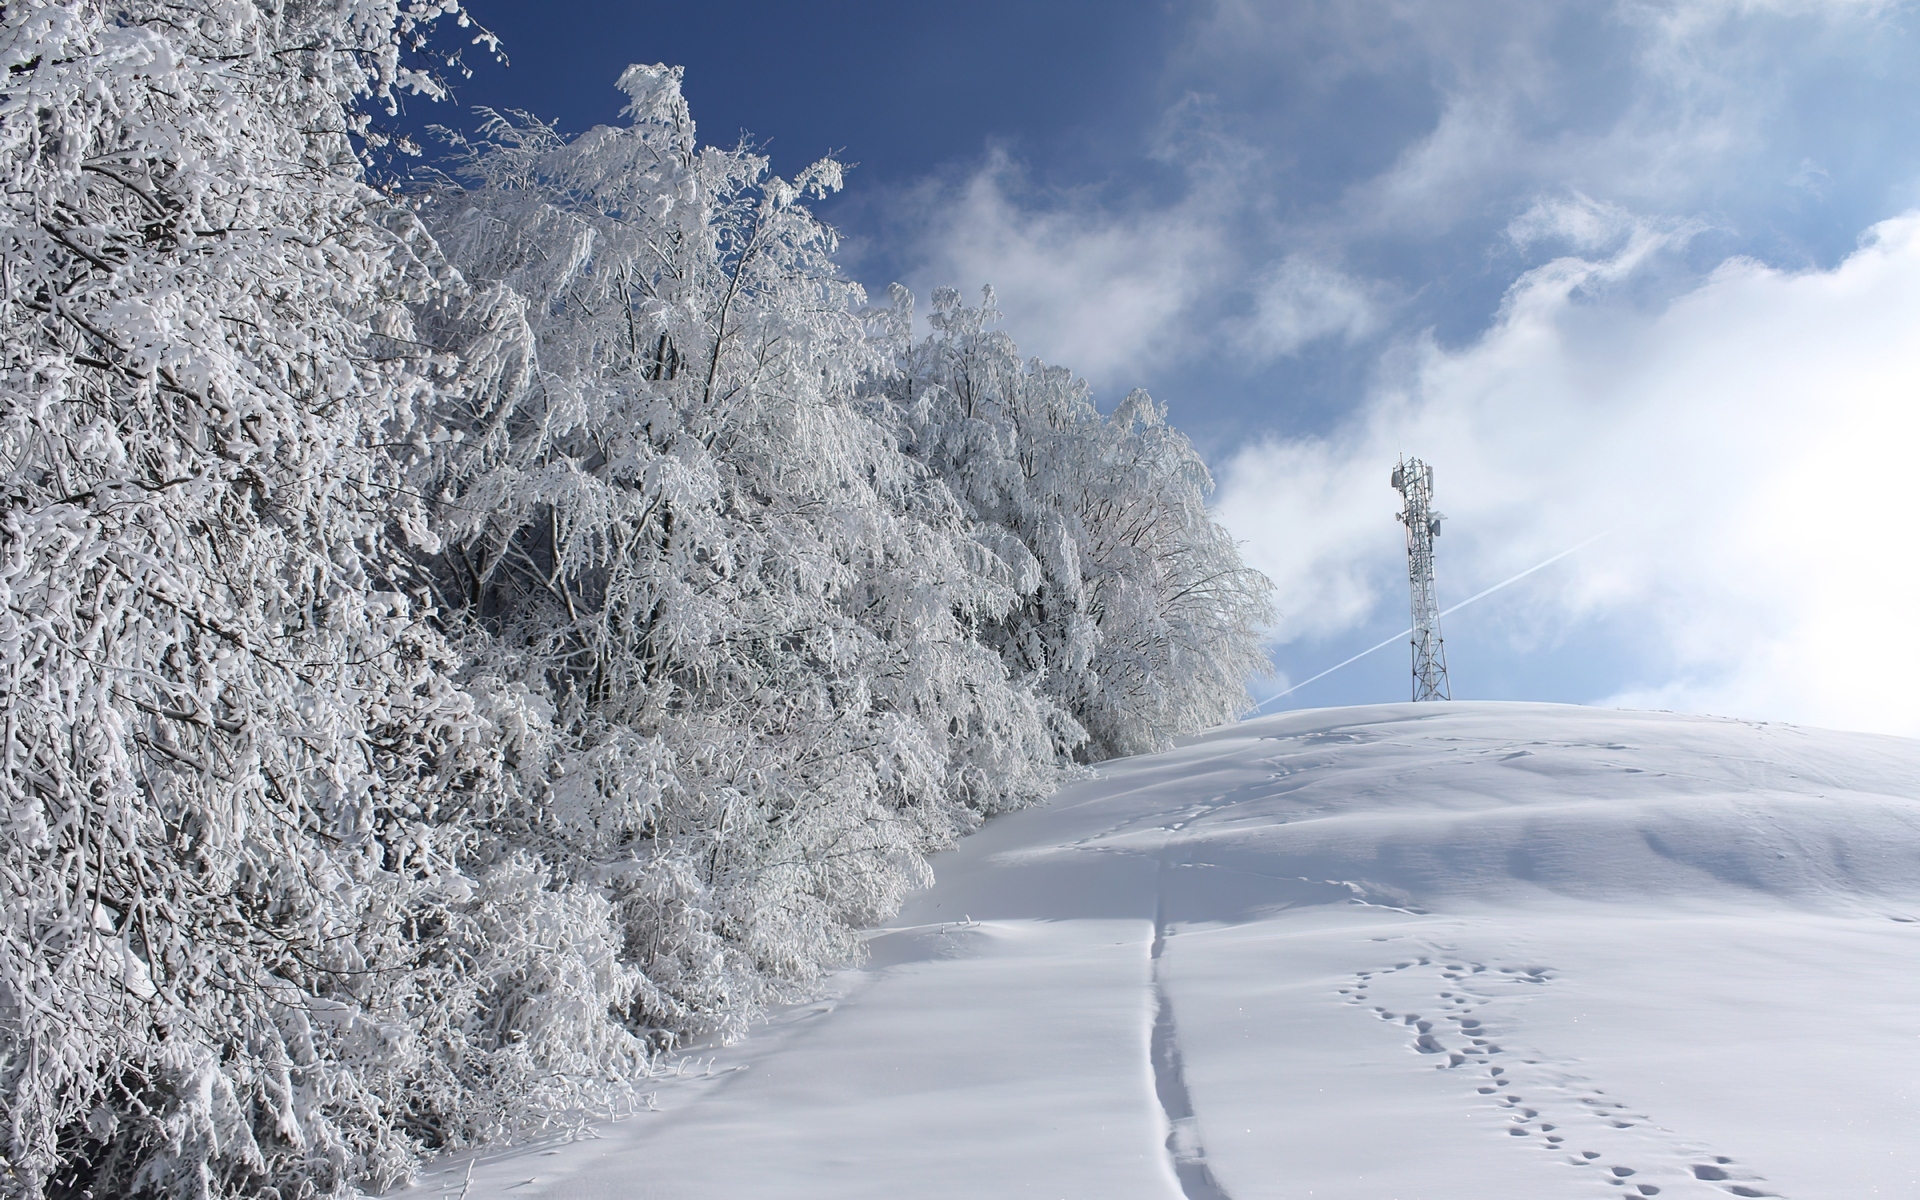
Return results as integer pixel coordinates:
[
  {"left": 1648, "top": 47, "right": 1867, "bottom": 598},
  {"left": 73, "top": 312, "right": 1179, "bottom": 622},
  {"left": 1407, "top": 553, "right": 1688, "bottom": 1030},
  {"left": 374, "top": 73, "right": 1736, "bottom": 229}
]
[
  {"left": 413, "top": 65, "right": 1067, "bottom": 1046},
  {"left": 881, "top": 286, "right": 1274, "bottom": 760}
]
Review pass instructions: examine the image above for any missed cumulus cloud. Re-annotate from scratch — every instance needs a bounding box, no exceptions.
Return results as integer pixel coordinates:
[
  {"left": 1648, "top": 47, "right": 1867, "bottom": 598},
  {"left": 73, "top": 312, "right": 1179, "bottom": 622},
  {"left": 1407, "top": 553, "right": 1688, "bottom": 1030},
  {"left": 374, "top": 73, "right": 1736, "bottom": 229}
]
[{"left": 1216, "top": 213, "right": 1920, "bottom": 736}]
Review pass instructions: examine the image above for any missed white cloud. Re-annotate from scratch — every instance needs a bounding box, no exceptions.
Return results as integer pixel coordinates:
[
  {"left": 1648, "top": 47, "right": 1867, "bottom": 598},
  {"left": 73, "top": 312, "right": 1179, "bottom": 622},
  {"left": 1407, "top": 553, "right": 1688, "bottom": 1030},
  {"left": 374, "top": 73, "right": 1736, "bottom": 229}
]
[
  {"left": 1217, "top": 211, "right": 1920, "bottom": 736},
  {"left": 892, "top": 156, "right": 1386, "bottom": 383},
  {"left": 1358, "top": 91, "right": 1527, "bottom": 235},
  {"left": 892, "top": 151, "right": 1227, "bottom": 386},
  {"left": 883, "top": 0, "right": 1915, "bottom": 391},
  {"left": 1506, "top": 192, "right": 1642, "bottom": 253},
  {"left": 870, "top": 0, "right": 1920, "bottom": 732},
  {"left": 1299, "top": 0, "right": 1908, "bottom": 243},
  {"left": 1238, "top": 257, "right": 1385, "bottom": 359},
  {"left": 1213, "top": 433, "right": 1405, "bottom": 642}
]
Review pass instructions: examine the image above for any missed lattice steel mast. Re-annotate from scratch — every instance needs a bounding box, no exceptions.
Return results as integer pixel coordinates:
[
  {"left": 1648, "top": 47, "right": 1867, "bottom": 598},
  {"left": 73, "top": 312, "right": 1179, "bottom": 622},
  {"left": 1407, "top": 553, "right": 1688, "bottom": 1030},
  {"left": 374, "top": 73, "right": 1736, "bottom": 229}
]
[{"left": 1392, "top": 458, "right": 1451, "bottom": 702}]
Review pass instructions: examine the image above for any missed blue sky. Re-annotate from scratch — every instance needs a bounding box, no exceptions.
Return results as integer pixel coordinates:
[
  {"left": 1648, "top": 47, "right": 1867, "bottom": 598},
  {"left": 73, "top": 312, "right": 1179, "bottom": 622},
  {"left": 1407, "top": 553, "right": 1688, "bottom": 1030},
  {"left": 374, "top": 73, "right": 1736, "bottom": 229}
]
[{"left": 430, "top": 0, "right": 1920, "bottom": 735}]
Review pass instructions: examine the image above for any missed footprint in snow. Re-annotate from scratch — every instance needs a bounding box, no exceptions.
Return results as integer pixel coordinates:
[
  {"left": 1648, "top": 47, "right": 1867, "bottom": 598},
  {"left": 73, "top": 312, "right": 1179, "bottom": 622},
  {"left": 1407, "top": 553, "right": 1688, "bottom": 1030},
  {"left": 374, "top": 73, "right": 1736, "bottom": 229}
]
[{"left": 1340, "top": 954, "right": 1783, "bottom": 1197}]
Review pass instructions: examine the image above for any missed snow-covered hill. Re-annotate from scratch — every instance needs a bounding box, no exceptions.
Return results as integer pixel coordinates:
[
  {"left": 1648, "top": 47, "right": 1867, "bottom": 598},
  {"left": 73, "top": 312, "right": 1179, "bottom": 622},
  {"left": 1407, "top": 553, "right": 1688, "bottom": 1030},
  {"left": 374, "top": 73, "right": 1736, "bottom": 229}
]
[{"left": 417, "top": 703, "right": 1920, "bottom": 1200}]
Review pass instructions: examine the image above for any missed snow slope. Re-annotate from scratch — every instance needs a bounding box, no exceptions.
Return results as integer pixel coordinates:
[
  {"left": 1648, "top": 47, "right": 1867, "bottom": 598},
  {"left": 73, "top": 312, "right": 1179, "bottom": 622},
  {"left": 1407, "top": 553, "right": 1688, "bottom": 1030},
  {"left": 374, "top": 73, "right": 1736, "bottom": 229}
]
[{"left": 413, "top": 702, "right": 1920, "bottom": 1200}]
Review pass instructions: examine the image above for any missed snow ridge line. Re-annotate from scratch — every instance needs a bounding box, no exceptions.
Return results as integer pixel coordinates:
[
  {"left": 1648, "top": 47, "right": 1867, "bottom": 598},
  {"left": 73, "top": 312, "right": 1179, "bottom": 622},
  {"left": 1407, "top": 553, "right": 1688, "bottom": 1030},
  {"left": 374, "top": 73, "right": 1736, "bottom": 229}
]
[{"left": 1150, "top": 856, "right": 1234, "bottom": 1200}]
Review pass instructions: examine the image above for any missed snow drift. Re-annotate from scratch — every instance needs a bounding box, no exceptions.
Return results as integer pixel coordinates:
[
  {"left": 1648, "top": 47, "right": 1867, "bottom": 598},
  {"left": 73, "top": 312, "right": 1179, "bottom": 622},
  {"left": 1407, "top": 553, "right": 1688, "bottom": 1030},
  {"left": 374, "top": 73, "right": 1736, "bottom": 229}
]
[{"left": 424, "top": 702, "right": 1920, "bottom": 1200}]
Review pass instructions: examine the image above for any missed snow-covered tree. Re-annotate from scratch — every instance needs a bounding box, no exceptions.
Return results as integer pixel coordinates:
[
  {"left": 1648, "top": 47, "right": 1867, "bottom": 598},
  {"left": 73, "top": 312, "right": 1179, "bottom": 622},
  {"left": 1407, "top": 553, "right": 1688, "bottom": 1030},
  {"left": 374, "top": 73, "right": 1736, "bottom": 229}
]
[
  {"left": 0, "top": 4, "right": 1274, "bottom": 1188},
  {"left": 0, "top": 3, "right": 647, "bottom": 1195},
  {"left": 414, "top": 66, "right": 1065, "bottom": 1046},
  {"left": 883, "top": 286, "right": 1273, "bottom": 760}
]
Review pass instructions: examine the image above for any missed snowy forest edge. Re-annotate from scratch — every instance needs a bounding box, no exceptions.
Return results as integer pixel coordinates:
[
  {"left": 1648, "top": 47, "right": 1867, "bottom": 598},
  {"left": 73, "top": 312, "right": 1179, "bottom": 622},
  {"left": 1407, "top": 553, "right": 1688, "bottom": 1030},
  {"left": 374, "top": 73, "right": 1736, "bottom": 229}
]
[{"left": 0, "top": 3, "right": 1273, "bottom": 1196}]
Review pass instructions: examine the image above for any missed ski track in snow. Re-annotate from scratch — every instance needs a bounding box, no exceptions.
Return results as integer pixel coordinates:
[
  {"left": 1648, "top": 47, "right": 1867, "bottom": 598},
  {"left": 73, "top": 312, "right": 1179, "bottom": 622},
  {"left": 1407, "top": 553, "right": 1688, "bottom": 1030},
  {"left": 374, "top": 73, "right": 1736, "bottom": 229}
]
[
  {"left": 1152, "top": 854, "right": 1234, "bottom": 1200},
  {"left": 1344, "top": 953, "right": 1782, "bottom": 1198}
]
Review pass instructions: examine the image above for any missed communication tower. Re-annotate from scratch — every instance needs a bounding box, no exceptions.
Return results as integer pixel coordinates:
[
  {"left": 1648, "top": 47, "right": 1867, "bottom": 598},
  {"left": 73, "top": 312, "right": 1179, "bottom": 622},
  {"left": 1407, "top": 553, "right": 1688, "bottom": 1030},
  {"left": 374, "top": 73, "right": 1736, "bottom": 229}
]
[{"left": 1391, "top": 458, "right": 1451, "bottom": 702}]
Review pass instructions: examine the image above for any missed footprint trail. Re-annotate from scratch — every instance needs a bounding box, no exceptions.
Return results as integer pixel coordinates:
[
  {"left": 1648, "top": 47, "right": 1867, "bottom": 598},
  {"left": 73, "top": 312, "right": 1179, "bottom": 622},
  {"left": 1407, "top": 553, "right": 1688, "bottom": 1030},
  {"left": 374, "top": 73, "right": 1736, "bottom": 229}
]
[{"left": 1340, "top": 954, "right": 1783, "bottom": 1198}]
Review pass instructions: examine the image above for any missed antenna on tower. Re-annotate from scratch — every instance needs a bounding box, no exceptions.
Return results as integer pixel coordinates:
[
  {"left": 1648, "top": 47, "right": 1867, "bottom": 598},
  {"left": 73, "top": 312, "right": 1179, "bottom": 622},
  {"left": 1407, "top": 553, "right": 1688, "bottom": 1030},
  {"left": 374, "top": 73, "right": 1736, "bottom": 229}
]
[{"left": 1391, "top": 457, "right": 1451, "bottom": 702}]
